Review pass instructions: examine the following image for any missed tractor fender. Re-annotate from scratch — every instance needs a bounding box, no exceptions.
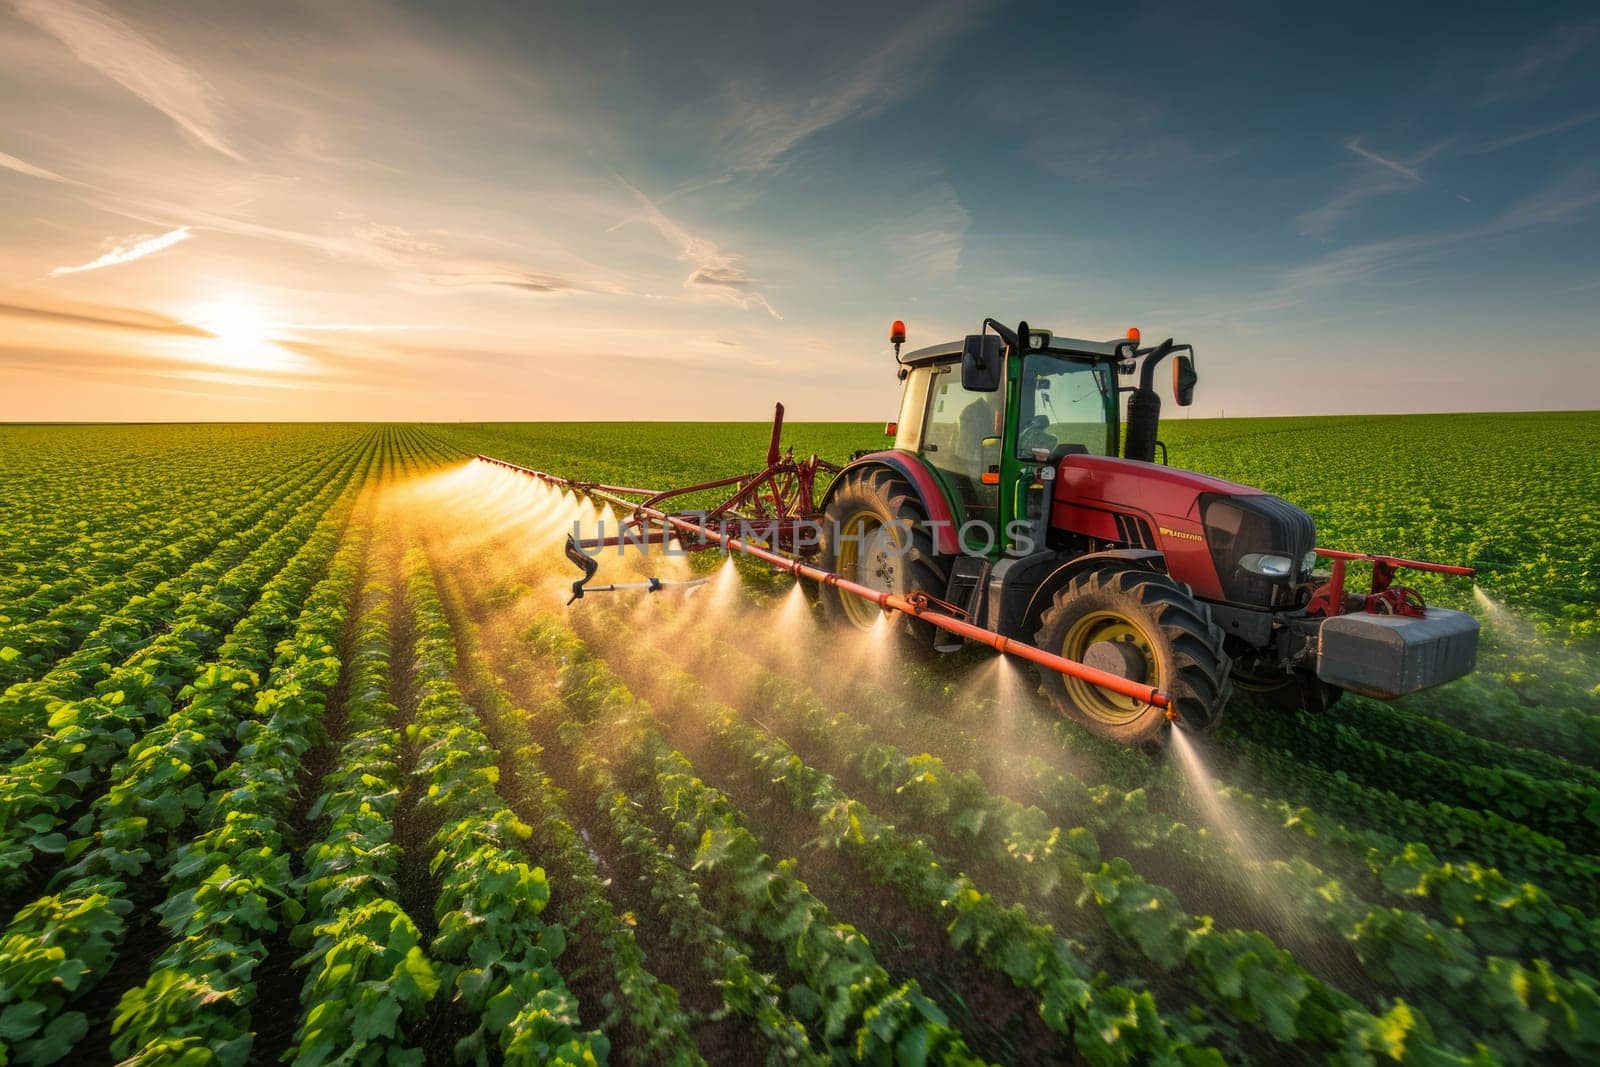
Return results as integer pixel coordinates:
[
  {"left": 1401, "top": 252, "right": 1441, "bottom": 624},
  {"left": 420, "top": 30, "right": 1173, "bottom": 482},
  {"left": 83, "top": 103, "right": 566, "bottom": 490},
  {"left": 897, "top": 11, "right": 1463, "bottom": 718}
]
[
  {"left": 1020, "top": 549, "right": 1168, "bottom": 638},
  {"left": 820, "top": 451, "right": 962, "bottom": 555}
]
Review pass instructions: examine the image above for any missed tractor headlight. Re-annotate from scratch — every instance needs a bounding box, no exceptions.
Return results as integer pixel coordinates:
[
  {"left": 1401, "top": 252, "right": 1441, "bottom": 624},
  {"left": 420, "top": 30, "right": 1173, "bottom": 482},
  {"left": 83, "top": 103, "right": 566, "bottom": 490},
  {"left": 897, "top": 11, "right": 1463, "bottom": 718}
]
[
  {"left": 1240, "top": 552, "right": 1294, "bottom": 578},
  {"left": 1200, "top": 492, "right": 1318, "bottom": 607},
  {"left": 1302, "top": 550, "right": 1319, "bottom": 576}
]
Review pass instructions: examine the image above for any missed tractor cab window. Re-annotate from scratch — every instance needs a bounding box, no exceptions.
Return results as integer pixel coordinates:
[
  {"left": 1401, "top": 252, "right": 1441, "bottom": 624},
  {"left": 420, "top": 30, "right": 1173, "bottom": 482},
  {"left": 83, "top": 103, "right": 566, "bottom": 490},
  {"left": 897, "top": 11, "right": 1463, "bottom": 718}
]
[
  {"left": 920, "top": 364, "right": 1001, "bottom": 534},
  {"left": 1016, "top": 355, "right": 1113, "bottom": 459}
]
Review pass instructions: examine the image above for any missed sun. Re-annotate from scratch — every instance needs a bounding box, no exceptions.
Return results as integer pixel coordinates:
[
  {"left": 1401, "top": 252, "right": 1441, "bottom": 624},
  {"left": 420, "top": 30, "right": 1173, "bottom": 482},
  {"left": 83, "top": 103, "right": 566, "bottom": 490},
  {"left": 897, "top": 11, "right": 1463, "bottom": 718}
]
[
  {"left": 196, "top": 301, "right": 270, "bottom": 346},
  {"left": 188, "top": 300, "right": 286, "bottom": 370}
]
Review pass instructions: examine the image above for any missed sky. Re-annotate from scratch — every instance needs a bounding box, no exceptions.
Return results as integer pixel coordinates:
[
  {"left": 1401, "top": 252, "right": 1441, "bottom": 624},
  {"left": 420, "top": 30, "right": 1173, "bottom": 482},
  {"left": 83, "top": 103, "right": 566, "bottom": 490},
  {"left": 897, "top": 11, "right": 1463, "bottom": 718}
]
[{"left": 1, "top": 0, "right": 1598, "bottom": 423}]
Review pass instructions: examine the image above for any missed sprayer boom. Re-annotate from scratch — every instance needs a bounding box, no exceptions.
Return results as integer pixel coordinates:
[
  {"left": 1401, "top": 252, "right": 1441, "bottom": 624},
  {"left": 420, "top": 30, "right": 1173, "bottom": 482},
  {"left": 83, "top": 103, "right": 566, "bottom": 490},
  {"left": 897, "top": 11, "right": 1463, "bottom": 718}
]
[{"left": 473, "top": 416, "right": 1175, "bottom": 712}]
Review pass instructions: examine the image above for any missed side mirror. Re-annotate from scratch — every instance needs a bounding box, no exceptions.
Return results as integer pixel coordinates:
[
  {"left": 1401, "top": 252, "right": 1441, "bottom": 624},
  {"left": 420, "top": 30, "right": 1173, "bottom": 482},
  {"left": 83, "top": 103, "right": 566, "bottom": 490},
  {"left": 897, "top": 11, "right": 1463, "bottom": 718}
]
[
  {"left": 1173, "top": 353, "right": 1197, "bottom": 407},
  {"left": 961, "top": 333, "right": 1004, "bottom": 392}
]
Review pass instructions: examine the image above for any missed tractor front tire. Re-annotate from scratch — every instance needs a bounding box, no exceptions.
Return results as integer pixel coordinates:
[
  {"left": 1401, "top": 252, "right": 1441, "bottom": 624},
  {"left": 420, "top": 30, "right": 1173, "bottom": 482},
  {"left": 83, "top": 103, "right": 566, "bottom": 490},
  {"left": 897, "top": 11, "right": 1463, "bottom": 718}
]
[
  {"left": 1035, "top": 565, "right": 1232, "bottom": 746},
  {"left": 817, "top": 466, "right": 950, "bottom": 646}
]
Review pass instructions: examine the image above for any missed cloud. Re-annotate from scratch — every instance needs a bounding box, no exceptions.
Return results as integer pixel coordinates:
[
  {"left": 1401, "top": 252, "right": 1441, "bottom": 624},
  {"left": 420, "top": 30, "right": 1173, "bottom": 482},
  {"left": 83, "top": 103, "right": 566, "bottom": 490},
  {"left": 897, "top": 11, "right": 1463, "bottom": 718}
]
[
  {"left": 1286, "top": 169, "right": 1600, "bottom": 292},
  {"left": 0, "top": 150, "right": 79, "bottom": 184},
  {"left": 85, "top": 194, "right": 619, "bottom": 299},
  {"left": 619, "top": 181, "right": 781, "bottom": 318},
  {"left": 1295, "top": 173, "right": 1413, "bottom": 240},
  {"left": 977, "top": 74, "right": 1216, "bottom": 183},
  {"left": 49, "top": 226, "right": 192, "bottom": 276},
  {"left": 1473, "top": 111, "right": 1600, "bottom": 153},
  {"left": 350, "top": 222, "right": 444, "bottom": 257},
  {"left": 424, "top": 269, "right": 621, "bottom": 296},
  {"left": 1481, "top": 19, "right": 1599, "bottom": 104},
  {"left": 491, "top": 272, "right": 594, "bottom": 294},
  {"left": 685, "top": 265, "right": 755, "bottom": 290},
  {"left": 282, "top": 321, "right": 452, "bottom": 333},
  {"left": 1296, "top": 138, "right": 1454, "bottom": 239},
  {"left": 11, "top": 0, "right": 242, "bottom": 160},
  {"left": 0, "top": 297, "right": 212, "bottom": 336},
  {"left": 890, "top": 182, "right": 968, "bottom": 283},
  {"left": 1343, "top": 139, "right": 1425, "bottom": 183},
  {"left": 1499, "top": 169, "right": 1600, "bottom": 227},
  {"left": 711, "top": 0, "right": 985, "bottom": 177}
]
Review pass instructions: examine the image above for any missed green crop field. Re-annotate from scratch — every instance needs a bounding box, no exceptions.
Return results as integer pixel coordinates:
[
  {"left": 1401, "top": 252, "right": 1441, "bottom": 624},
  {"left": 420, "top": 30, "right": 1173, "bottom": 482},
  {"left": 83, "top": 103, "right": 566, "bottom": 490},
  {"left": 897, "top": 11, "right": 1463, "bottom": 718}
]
[{"left": 1, "top": 415, "right": 1598, "bottom": 1066}]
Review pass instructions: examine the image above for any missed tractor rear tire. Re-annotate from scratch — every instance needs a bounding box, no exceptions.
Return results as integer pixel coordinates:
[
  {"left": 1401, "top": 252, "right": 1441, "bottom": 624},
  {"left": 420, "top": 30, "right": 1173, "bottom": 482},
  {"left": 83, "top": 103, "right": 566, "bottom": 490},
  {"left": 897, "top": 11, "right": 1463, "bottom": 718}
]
[
  {"left": 817, "top": 466, "right": 951, "bottom": 647},
  {"left": 1035, "top": 565, "right": 1232, "bottom": 746}
]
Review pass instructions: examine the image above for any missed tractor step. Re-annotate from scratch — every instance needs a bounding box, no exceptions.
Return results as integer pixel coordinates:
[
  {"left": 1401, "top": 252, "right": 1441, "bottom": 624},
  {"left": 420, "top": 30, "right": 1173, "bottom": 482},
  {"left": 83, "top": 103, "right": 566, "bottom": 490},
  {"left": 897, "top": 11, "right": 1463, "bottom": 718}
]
[{"left": 935, "top": 557, "right": 990, "bottom": 652}]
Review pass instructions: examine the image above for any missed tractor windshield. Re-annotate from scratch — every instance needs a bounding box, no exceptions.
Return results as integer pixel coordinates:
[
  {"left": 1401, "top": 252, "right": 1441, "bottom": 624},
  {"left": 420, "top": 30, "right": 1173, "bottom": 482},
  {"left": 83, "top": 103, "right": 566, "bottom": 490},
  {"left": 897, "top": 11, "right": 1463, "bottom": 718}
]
[{"left": 1016, "top": 355, "right": 1114, "bottom": 459}]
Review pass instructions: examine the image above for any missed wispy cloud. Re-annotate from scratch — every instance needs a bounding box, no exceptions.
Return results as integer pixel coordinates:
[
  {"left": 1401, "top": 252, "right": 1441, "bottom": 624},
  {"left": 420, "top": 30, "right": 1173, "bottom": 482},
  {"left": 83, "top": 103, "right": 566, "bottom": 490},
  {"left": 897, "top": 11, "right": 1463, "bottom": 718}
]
[
  {"left": 282, "top": 321, "right": 453, "bottom": 333},
  {"left": 834, "top": 179, "right": 968, "bottom": 285},
  {"left": 49, "top": 226, "right": 192, "bottom": 276},
  {"left": 618, "top": 181, "right": 781, "bottom": 319},
  {"left": 1473, "top": 110, "right": 1600, "bottom": 153},
  {"left": 423, "top": 268, "right": 624, "bottom": 297},
  {"left": 1343, "top": 139, "right": 1426, "bottom": 183},
  {"left": 1295, "top": 174, "right": 1413, "bottom": 240},
  {"left": 1287, "top": 169, "right": 1600, "bottom": 291},
  {"left": 0, "top": 297, "right": 212, "bottom": 336},
  {"left": 0, "top": 150, "right": 79, "bottom": 184},
  {"left": 711, "top": 0, "right": 985, "bottom": 177},
  {"left": 1481, "top": 19, "right": 1599, "bottom": 104},
  {"left": 11, "top": 0, "right": 242, "bottom": 160},
  {"left": 1297, "top": 139, "right": 1455, "bottom": 239},
  {"left": 1499, "top": 168, "right": 1600, "bottom": 227},
  {"left": 975, "top": 73, "right": 1217, "bottom": 183}
]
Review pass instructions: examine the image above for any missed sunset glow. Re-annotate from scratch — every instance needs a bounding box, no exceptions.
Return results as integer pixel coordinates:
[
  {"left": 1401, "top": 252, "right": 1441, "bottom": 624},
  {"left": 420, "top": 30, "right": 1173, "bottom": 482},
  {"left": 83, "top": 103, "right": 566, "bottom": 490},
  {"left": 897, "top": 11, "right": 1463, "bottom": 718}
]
[
  {"left": 184, "top": 301, "right": 287, "bottom": 370},
  {"left": 1, "top": 2, "right": 1597, "bottom": 422}
]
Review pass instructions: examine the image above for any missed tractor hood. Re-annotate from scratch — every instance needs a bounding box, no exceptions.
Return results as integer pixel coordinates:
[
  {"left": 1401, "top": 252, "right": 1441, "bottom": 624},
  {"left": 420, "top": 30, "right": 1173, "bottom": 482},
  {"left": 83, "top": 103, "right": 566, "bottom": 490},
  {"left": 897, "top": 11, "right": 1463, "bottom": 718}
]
[
  {"left": 1057, "top": 454, "right": 1258, "bottom": 505},
  {"left": 1052, "top": 455, "right": 1317, "bottom": 605}
]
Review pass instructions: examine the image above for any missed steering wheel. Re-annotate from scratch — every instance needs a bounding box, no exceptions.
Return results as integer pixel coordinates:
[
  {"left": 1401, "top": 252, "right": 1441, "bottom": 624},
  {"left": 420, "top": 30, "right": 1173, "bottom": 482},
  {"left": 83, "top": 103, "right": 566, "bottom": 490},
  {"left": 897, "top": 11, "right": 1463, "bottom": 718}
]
[{"left": 1017, "top": 414, "right": 1055, "bottom": 456}]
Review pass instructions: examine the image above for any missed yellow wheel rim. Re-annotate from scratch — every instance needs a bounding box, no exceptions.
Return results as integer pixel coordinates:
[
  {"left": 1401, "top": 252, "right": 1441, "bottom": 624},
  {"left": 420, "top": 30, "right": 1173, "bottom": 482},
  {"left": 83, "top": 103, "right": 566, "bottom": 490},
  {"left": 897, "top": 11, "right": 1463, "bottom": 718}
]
[
  {"left": 834, "top": 509, "right": 900, "bottom": 630},
  {"left": 1060, "top": 611, "right": 1160, "bottom": 725}
]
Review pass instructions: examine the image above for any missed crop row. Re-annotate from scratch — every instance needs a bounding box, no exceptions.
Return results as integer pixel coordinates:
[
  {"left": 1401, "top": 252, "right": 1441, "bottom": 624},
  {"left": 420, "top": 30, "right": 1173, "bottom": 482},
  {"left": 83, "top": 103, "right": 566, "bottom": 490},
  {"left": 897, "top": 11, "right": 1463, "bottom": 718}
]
[
  {"left": 291, "top": 519, "right": 439, "bottom": 1066},
  {"left": 0, "top": 436, "right": 371, "bottom": 754},
  {"left": 429, "top": 558, "right": 736, "bottom": 1064},
  {"left": 1394, "top": 658, "right": 1600, "bottom": 769},
  {"left": 807, "top": 632, "right": 1600, "bottom": 981},
  {"left": 0, "top": 444, "right": 344, "bottom": 688},
  {"left": 815, "top": 620, "right": 1600, "bottom": 1044},
  {"left": 0, "top": 435, "right": 377, "bottom": 891},
  {"left": 1321, "top": 699, "right": 1600, "bottom": 795},
  {"left": 107, "top": 489, "right": 376, "bottom": 1062},
  {"left": 0, "top": 439, "right": 382, "bottom": 1065},
  {"left": 1226, "top": 708, "right": 1600, "bottom": 856},
  {"left": 586, "top": 606, "right": 1502, "bottom": 1066},
  {"left": 397, "top": 546, "right": 610, "bottom": 1064},
  {"left": 0, "top": 426, "right": 364, "bottom": 620},
  {"left": 1222, "top": 733, "right": 1600, "bottom": 915},
  {"left": 1211, "top": 780, "right": 1600, "bottom": 976},
  {"left": 413, "top": 496, "right": 828, "bottom": 1061},
  {"left": 505, "top": 608, "right": 993, "bottom": 1065},
  {"left": 518, "top": 601, "right": 1203, "bottom": 1067},
  {"left": 0, "top": 426, "right": 471, "bottom": 1064}
]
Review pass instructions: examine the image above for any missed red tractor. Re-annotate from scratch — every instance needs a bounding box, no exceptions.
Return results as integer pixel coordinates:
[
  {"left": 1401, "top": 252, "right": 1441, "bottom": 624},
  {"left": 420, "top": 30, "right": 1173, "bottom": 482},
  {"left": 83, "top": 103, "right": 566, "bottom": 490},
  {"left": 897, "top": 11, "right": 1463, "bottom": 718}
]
[
  {"left": 508, "top": 315, "right": 1479, "bottom": 747},
  {"left": 811, "top": 318, "right": 1479, "bottom": 744}
]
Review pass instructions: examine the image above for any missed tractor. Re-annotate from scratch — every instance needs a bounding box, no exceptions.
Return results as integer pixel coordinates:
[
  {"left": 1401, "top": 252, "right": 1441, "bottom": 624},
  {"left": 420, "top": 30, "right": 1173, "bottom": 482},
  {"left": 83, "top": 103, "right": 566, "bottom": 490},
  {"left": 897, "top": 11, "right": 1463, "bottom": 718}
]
[
  {"left": 810, "top": 317, "right": 1479, "bottom": 744},
  {"left": 501, "top": 314, "right": 1480, "bottom": 747}
]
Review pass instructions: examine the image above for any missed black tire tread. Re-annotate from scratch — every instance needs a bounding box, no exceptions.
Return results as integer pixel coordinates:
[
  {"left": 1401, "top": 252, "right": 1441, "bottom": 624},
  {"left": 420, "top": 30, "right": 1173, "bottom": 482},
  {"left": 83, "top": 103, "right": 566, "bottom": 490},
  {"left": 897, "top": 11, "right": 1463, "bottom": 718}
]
[
  {"left": 1035, "top": 563, "right": 1232, "bottom": 743},
  {"left": 817, "top": 466, "right": 952, "bottom": 645}
]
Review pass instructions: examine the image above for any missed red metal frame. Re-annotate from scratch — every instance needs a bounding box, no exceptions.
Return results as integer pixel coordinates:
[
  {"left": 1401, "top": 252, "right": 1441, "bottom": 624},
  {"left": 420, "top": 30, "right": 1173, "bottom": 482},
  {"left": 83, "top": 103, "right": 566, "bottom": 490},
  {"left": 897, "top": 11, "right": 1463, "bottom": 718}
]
[
  {"left": 478, "top": 403, "right": 840, "bottom": 557},
  {"left": 1311, "top": 548, "right": 1476, "bottom": 618}
]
